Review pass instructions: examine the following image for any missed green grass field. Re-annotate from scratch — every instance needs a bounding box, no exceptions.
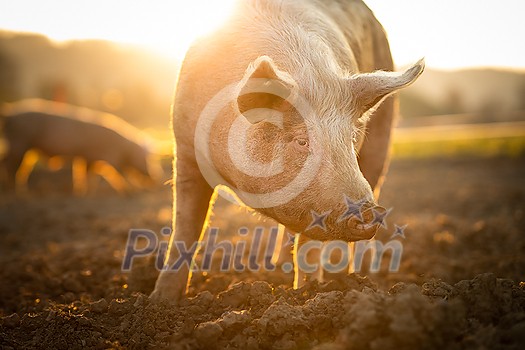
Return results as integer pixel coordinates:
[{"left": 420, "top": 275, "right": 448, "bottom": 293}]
[{"left": 392, "top": 121, "right": 525, "bottom": 158}]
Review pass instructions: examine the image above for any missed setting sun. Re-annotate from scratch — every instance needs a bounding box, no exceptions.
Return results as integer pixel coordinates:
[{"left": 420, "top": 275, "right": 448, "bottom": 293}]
[{"left": 0, "top": 0, "right": 238, "bottom": 59}]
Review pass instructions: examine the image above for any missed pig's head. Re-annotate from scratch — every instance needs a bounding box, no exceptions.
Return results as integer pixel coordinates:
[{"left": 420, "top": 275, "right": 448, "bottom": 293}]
[{"left": 201, "top": 56, "right": 424, "bottom": 241}]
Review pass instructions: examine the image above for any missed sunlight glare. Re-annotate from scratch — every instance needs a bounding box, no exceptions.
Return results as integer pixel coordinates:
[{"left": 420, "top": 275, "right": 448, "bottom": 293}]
[
  {"left": 1, "top": 0, "right": 524, "bottom": 69},
  {"left": 0, "top": 0, "right": 238, "bottom": 60},
  {"left": 127, "top": 0, "right": 238, "bottom": 59}
]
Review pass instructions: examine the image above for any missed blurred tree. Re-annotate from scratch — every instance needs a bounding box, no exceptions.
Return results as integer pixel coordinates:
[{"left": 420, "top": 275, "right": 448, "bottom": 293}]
[
  {"left": 517, "top": 83, "right": 525, "bottom": 111},
  {"left": 0, "top": 50, "right": 17, "bottom": 102},
  {"left": 445, "top": 88, "right": 464, "bottom": 114},
  {"left": 479, "top": 98, "right": 501, "bottom": 123},
  {"left": 399, "top": 91, "right": 442, "bottom": 118}
]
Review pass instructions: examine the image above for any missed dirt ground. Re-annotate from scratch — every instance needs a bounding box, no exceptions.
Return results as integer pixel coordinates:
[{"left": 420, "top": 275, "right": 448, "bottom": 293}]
[{"left": 0, "top": 156, "right": 524, "bottom": 349}]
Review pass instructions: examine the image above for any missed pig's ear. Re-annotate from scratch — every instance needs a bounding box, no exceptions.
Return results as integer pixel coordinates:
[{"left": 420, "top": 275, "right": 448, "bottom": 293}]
[
  {"left": 237, "top": 56, "right": 296, "bottom": 123},
  {"left": 350, "top": 58, "right": 425, "bottom": 115}
]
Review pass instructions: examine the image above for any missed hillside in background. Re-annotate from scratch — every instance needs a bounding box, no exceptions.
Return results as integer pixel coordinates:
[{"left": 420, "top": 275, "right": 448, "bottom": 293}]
[
  {"left": 1, "top": 31, "right": 524, "bottom": 132},
  {"left": 399, "top": 66, "right": 525, "bottom": 121},
  {"left": 0, "top": 31, "right": 177, "bottom": 130}
]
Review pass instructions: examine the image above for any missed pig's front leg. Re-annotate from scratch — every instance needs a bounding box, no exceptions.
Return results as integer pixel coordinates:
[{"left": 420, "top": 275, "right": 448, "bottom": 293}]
[
  {"left": 271, "top": 224, "right": 294, "bottom": 267},
  {"left": 293, "top": 233, "right": 324, "bottom": 289},
  {"left": 150, "top": 160, "right": 213, "bottom": 303}
]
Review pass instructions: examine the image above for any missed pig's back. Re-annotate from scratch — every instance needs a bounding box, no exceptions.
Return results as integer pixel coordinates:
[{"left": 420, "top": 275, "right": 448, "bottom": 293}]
[
  {"left": 184, "top": 0, "right": 383, "bottom": 72},
  {"left": 4, "top": 111, "right": 128, "bottom": 161},
  {"left": 309, "top": 0, "right": 393, "bottom": 71},
  {"left": 174, "top": 0, "right": 392, "bottom": 135}
]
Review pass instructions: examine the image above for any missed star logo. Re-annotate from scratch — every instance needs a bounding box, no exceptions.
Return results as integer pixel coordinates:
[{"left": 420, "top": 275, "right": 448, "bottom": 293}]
[
  {"left": 283, "top": 231, "right": 295, "bottom": 247},
  {"left": 306, "top": 210, "right": 331, "bottom": 231},
  {"left": 391, "top": 224, "right": 407, "bottom": 239},
  {"left": 338, "top": 195, "right": 367, "bottom": 222},
  {"left": 370, "top": 207, "right": 392, "bottom": 229}
]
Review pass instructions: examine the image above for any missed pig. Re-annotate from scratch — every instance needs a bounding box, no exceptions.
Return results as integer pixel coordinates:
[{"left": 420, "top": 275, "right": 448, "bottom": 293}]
[
  {"left": 150, "top": 0, "right": 424, "bottom": 302},
  {"left": 0, "top": 99, "right": 162, "bottom": 194}
]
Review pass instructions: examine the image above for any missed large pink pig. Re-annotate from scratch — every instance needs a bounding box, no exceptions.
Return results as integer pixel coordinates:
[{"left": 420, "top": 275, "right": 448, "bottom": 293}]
[{"left": 151, "top": 0, "right": 424, "bottom": 302}]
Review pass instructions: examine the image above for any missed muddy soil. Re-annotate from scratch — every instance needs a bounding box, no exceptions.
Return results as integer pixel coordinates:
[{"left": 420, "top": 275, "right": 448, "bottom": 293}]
[{"left": 0, "top": 156, "right": 524, "bottom": 349}]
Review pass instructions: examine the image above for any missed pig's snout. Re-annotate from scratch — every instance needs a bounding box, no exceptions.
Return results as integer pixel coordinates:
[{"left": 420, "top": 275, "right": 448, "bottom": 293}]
[
  {"left": 345, "top": 205, "right": 386, "bottom": 240},
  {"left": 303, "top": 200, "right": 387, "bottom": 242}
]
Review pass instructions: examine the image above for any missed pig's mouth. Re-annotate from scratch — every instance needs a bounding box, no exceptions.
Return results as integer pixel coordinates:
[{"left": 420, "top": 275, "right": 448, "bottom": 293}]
[
  {"left": 345, "top": 205, "right": 387, "bottom": 240},
  {"left": 302, "top": 204, "right": 387, "bottom": 242}
]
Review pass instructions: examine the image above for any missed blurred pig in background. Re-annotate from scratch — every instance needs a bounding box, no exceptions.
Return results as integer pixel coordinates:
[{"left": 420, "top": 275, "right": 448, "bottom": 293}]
[{"left": 0, "top": 99, "right": 163, "bottom": 195}]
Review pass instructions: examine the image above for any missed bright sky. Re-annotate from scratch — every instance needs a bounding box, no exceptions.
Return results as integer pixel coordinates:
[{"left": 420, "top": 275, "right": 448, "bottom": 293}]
[
  {"left": 0, "top": 0, "right": 523, "bottom": 70},
  {"left": 366, "top": 0, "right": 525, "bottom": 70}
]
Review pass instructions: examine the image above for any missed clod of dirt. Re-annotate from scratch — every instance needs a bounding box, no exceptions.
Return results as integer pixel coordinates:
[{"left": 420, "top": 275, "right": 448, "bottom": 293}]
[
  {"left": 452, "top": 272, "right": 519, "bottom": 324},
  {"left": 323, "top": 284, "right": 466, "bottom": 350},
  {"left": 217, "top": 310, "right": 251, "bottom": 329},
  {"left": 388, "top": 281, "right": 411, "bottom": 295},
  {"left": 1, "top": 313, "right": 20, "bottom": 328},
  {"left": 89, "top": 298, "right": 108, "bottom": 313},
  {"left": 421, "top": 279, "right": 454, "bottom": 299},
  {"left": 188, "top": 290, "right": 215, "bottom": 309},
  {"left": 194, "top": 321, "right": 223, "bottom": 348},
  {"left": 302, "top": 291, "right": 345, "bottom": 330},
  {"left": 257, "top": 297, "right": 309, "bottom": 337},
  {"left": 108, "top": 298, "right": 131, "bottom": 316},
  {"left": 133, "top": 293, "right": 146, "bottom": 308},
  {"left": 217, "top": 281, "right": 251, "bottom": 308}
]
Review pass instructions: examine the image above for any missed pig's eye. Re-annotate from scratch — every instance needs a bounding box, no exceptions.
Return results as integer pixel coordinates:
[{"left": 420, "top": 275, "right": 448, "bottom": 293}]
[{"left": 295, "top": 138, "right": 309, "bottom": 148}]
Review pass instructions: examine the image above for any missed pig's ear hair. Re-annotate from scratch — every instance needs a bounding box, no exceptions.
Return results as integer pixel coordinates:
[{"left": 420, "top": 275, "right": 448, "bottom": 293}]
[
  {"left": 349, "top": 58, "right": 425, "bottom": 115},
  {"left": 236, "top": 56, "right": 296, "bottom": 123}
]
